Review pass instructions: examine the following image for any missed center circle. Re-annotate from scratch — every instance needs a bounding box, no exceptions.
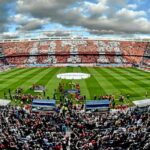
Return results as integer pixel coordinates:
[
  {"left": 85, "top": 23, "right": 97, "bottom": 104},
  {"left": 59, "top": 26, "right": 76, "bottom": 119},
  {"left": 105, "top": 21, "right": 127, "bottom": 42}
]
[{"left": 57, "top": 73, "right": 91, "bottom": 80}]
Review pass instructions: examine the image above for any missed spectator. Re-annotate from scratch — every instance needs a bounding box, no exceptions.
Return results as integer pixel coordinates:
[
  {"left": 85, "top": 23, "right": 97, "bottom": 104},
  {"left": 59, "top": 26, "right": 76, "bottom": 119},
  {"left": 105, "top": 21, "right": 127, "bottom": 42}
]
[{"left": 0, "top": 104, "right": 149, "bottom": 150}]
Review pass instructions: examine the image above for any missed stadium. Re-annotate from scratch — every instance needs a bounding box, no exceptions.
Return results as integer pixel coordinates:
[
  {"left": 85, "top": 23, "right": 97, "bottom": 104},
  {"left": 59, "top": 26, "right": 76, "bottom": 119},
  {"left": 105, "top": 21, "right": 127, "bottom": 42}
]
[
  {"left": 0, "top": 35, "right": 150, "bottom": 102},
  {"left": 0, "top": 0, "right": 150, "bottom": 150}
]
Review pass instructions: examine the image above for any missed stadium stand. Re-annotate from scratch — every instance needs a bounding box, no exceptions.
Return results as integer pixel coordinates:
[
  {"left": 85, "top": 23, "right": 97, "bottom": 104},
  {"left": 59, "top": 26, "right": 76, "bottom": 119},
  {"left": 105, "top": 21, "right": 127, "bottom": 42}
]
[
  {"left": 121, "top": 41, "right": 148, "bottom": 65},
  {"left": 0, "top": 105, "right": 150, "bottom": 149},
  {"left": 138, "top": 42, "right": 150, "bottom": 72},
  {"left": 0, "top": 59, "right": 3, "bottom": 65},
  {"left": 0, "top": 40, "right": 149, "bottom": 66},
  {"left": 0, "top": 39, "right": 150, "bottom": 150},
  {"left": 2, "top": 42, "right": 32, "bottom": 56},
  {"left": 142, "top": 43, "right": 150, "bottom": 66}
]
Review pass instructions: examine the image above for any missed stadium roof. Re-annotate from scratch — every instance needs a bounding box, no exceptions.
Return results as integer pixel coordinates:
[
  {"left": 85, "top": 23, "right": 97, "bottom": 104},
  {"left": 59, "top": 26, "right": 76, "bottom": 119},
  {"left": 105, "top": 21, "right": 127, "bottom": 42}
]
[{"left": 0, "top": 30, "right": 150, "bottom": 42}]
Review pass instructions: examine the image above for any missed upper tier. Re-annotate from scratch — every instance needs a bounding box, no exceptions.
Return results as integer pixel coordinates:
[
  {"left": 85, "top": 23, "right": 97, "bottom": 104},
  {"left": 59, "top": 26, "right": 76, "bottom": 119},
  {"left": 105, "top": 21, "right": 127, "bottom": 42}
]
[{"left": 0, "top": 40, "right": 149, "bottom": 57}]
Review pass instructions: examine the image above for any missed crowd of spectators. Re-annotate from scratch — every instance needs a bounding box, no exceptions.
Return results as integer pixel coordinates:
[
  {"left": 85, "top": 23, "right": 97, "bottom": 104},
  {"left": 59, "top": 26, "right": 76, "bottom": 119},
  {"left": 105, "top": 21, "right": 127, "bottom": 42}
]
[
  {"left": 1, "top": 40, "right": 149, "bottom": 65},
  {"left": 0, "top": 65, "right": 10, "bottom": 72},
  {"left": 142, "top": 44, "right": 150, "bottom": 67},
  {"left": 0, "top": 104, "right": 150, "bottom": 150}
]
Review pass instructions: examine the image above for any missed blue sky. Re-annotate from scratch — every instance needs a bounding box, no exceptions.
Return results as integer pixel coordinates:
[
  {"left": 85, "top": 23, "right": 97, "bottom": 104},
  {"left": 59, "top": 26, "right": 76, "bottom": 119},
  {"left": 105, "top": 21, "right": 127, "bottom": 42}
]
[{"left": 0, "top": 0, "right": 150, "bottom": 39}]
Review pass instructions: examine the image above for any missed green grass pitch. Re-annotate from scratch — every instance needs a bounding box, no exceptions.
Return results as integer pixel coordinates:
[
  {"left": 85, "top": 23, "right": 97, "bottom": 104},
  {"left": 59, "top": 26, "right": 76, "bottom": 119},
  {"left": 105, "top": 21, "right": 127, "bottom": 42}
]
[{"left": 0, "top": 67, "right": 150, "bottom": 105}]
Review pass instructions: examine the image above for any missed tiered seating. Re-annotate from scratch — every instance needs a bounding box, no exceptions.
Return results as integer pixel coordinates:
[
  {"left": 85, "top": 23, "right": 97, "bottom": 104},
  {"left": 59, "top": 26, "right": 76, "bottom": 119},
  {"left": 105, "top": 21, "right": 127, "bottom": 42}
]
[
  {"left": 67, "top": 55, "right": 81, "bottom": 63},
  {"left": 29, "top": 42, "right": 39, "bottom": 55},
  {"left": 76, "top": 40, "right": 98, "bottom": 63},
  {"left": 6, "top": 57, "right": 28, "bottom": 65},
  {"left": 55, "top": 40, "right": 70, "bottom": 54},
  {"left": 0, "top": 59, "right": 4, "bottom": 66},
  {"left": 143, "top": 58, "right": 150, "bottom": 66},
  {"left": 37, "top": 55, "right": 48, "bottom": 64},
  {"left": 67, "top": 41, "right": 81, "bottom": 63},
  {"left": 96, "top": 41, "right": 125, "bottom": 64},
  {"left": 78, "top": 40, "right": 98, "bottom": 54},
  {"left": 3, "top": 42, "right": 33, "bottom": 56},
  {"left": 105, "top": 41, "right": 121, "bottom": 64},
  {"left": 69, "top": 41, "right": 78, "bottom": 54},
  {"left": 120, "top": 41, "right": 148, "bottom": 64},
  {"left": 48, "top": 41, "right": 56, "bottom": 54},
  {"left": 80, "top": 55, "right": 99, "bottom": 63},
  {"left": 142, "top": 43, "right": 150, "bottom": 66},
  {"left": 0, "top": 40, "right": 149, "bottom": 65},
  {"left": 26, "top": 56, "right": 37, "bottom": 64},
  {"left": 36, "top": 55, "right": 57, "bottom": 64},
  {"left": 56, "top": 56, "right": 69, "bottom": 63},
  {"left": 97, "top": 55, "right": 109, "bottom": 63},
  {"left": 38, "top": 41, "right": 49, "bottom": 54},
  {"left": 44, "top": 55, "right": 57, "bottom": 64},
  {"left": 0, "top": 65, "right": 10, "bottom": 72},
  {"left": 55, "top": 40, "right": 70, "bottom": 63},
  {"left": 144, "top": 43, "right": 150, "bottom": 56},
  {"left": 0, "top": 105, "right": 149, "bottom": 149}
]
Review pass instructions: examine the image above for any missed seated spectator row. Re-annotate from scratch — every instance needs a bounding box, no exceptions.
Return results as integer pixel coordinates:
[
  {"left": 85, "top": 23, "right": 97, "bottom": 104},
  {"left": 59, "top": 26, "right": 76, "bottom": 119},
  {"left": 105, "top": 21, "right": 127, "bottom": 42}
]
[
  {"left": 3, "top": 54, "right": 147, "bottom": 65},
  {"left": 1, "top": 40, "right": 148, "bottom": 55}
]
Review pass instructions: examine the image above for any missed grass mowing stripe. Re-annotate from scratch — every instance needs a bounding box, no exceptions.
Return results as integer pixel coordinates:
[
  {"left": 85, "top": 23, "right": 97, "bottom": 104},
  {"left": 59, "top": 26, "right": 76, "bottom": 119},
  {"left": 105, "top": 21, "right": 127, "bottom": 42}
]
[
  {"left": 124, "top": 68, "right": 150, "bottom": 83},
  {"left": 112, "top": 70, "right": 150, "bottom": 81},
  {"left": 81, "top": 67, "right": 106, "bottom": 99},
  {"left": 22, "top": 68, "right": 53, "bottom": 93},
  {"left": 0, "top": 68, "right": 25, "bottom": 78},
  {"left": 126, "top": 68, "right": 150, "bottom": 76},
  {"left": 73, "top": 66, "right": 81, "bottom": 73},
  {"left": 0, "top": 68, "right": 26, "bottom": 79},
  {"left": 94, "top": 68, "right": 125, "bottom": 104},
  {"left": 100, "top": 68, "right": 140, "bottom": 97},
  {"left": 0, "top": 68, "right": 38, "bottom": 90},
  {"left": 46, "top": 67, "right": 69, "bottom": 99},
  {"left": 110, "top": 68, "right": 148, "bottom": 103},
  {"left": 80, "top": 67, "right": 95, "bottom": 99},
  {"left": 112, "top": 68, "right": 150, "bottom": 88},
  {"left": 23, "top": 68, "right": 60, "bottom": 96},
  {"left": 7, "top": 68, "right": 43, "bottom": 94},
  {"left": 123, "top": 68, "right": 150, "bottom": 84},
  {"left": 86, "top": 67, "right": 107, "bottom": 96},
  {"left": 65, "top": 67, "right": 74, "bottom": 73},
  {"left": 0, "top": 68, "right": 20, "bottom": 75},
  {"left": 0, "top": 68, "right": 36, "bottom": 85},
  {"left": 0, "top": 68, "right": 43, "bottom": 96},
  {"left": 99, "top": 68, "right": 138, "bottom": 105},
  {"left": 36, "top": 68, "right": 59, "bottom": 85},
  {"left": 93, "top": 68, "right": 117, "bottom": 94},
  {"left": 72, "top": 67, "right": 91, "bottom": 99},
  {"left": 46, "top": 68, "right": 66, "bottom": 99},
  {"left": 0, "top": 68, "right": 31, "bottom": 84}
]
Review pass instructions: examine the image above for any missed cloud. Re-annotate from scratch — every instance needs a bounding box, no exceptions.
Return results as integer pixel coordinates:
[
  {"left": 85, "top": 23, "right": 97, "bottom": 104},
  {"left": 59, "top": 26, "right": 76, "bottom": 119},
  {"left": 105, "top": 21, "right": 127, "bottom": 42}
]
[
  {"left": 0, "top": 32, "right": 19, "bottom": 39},
  {"left": 14, "top": 0, "right": 150, "bottom": 34},
  {"left": 116, "top": 8, "right": 146, "bottom": 20},
  {"left": 17, "top": 18, "right": 50, "bottom": 31},
  {"left": 0, "top": 0, "right": 15, "bottom": 32},
  {"left": 0, "top": 0, "right": 150, "bottom": 36},
  {"left": 17, "top": 0, "right": 80, "bottom": 18},
  {"left": 127, "top": 4, "right": 138, "bottom": 9},
  {"left": 11, "top": 14, "right": 50, "bottom": 31}
]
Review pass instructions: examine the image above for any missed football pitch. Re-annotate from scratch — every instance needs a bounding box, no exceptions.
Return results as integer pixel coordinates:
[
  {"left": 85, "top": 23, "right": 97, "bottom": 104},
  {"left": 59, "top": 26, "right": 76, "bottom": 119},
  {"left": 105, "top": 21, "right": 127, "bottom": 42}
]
[{"left": 0, "top": 67, "right": 150, "bottom": 105}]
